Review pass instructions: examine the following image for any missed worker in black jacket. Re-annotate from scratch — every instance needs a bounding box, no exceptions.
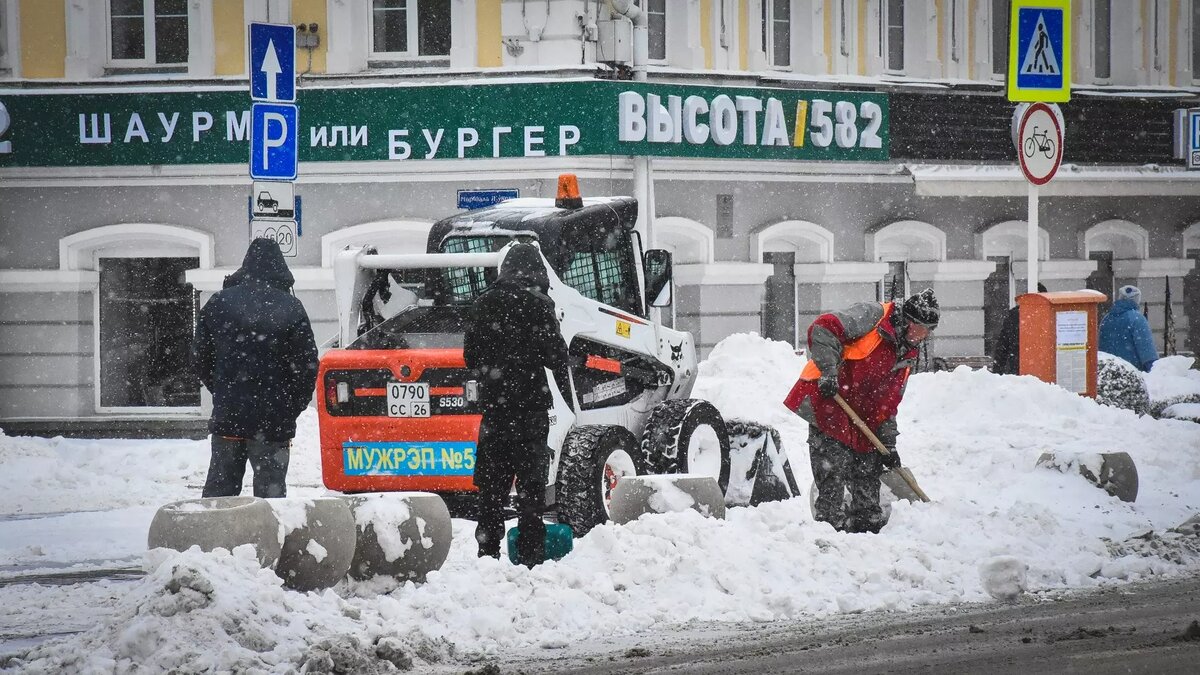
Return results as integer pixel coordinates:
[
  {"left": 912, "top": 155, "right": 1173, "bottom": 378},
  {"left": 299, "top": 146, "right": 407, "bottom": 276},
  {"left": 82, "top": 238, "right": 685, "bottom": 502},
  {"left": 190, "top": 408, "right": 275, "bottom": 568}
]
[
  {"left": 991, "top": 283, "right": 1046, "bottom": 375},
  {"left": 193, "top": 238, "right": 318, "bottom": 498},
  {"left": 464, "top": 242, "right": 572, "bottom": 567}
]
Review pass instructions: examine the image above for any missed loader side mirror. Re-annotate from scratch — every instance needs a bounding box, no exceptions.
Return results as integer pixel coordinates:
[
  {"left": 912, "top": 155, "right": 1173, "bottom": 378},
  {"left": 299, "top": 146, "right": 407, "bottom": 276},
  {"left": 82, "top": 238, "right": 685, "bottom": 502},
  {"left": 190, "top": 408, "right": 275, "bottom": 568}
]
[{"left": 643, "top": 249, "right": 673, "bottom": 308}]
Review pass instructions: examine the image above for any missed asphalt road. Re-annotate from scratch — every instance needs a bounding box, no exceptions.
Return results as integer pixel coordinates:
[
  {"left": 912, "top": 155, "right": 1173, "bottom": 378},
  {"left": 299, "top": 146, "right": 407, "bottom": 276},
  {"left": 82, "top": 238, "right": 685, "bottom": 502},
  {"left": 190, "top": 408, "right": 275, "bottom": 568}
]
[{"left": 504, "top": 575, "right": 1200, "bottom": 674}]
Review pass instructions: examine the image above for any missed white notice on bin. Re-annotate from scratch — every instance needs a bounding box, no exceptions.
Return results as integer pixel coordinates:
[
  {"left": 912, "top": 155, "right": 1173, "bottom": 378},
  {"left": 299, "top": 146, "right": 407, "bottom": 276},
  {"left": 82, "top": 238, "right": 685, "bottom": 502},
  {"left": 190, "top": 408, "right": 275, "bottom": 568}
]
[{"left": 1056, "top": 311, "right": 1088, "bottom": 347}]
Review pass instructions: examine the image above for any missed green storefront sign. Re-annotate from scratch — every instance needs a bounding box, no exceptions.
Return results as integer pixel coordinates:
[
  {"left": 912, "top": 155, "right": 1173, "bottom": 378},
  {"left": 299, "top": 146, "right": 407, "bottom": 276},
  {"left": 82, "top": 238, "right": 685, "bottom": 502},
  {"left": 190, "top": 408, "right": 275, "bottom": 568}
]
[{"left": 0, "top": 80, "right": 888, "bottom": 167}]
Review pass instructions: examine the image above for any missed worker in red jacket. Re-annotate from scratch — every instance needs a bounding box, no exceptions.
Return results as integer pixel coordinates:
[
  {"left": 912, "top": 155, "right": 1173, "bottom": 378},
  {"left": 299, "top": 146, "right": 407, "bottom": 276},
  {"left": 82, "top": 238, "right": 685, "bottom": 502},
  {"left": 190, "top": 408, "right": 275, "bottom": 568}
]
[{"left": 784, "top": 289, "right": 939, "bottom": 533}]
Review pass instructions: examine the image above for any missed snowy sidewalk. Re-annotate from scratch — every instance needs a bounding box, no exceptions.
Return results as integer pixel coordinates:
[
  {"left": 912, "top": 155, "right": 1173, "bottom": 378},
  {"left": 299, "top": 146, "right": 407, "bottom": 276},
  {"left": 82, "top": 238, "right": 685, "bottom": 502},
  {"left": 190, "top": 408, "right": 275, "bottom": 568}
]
[{"left": 2, "top": 335, "right": 1199, "bottom": 673}]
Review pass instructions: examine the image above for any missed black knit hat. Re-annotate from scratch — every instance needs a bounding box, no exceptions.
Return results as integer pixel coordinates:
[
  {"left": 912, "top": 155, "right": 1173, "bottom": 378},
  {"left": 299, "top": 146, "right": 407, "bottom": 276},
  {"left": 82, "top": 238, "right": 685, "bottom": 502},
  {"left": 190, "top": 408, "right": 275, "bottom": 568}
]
[{"left": 902, "top": 288, "right": 940, "bottom": 329}]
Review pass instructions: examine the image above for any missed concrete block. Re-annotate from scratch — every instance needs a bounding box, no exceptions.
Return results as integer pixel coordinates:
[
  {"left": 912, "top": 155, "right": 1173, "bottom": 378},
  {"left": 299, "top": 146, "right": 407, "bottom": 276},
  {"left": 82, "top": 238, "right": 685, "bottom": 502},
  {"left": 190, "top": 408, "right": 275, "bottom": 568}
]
[
  {"left": 270, "top": 497, "right": 357, "bottom": 592},
  {"left": 341, "top": 492, "right": 452, "bottom": 582},
  {"left": 1037, "top": 451, "right": 1139, "bottom": 503},
  {"left": 147, "top": 496, "right": 282, "bottom": 567}
]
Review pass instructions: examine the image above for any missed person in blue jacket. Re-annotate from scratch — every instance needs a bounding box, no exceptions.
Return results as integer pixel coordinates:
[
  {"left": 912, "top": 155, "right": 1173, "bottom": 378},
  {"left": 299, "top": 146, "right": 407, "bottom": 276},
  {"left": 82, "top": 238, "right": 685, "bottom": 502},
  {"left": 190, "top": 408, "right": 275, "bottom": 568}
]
[{"left": 1099, "top": 285, "right": 1159, "bottom": 372}]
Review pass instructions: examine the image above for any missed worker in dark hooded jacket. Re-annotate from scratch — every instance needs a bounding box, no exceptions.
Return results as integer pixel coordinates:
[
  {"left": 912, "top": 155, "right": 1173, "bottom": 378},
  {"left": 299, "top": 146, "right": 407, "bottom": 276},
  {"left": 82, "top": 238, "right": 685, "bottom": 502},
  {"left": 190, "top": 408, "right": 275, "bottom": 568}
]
[
  {"left": 193, "top": 238, "right": 318, "bottom": 498},
  {"left": 783, "top": 289, "right": 939, "bottom": 533},
  {"left": 464, "top": 242, "right": 572, "bottom": 567},
  {"left": 991, "top": 283, "right": 1047, "bottom": 375}
]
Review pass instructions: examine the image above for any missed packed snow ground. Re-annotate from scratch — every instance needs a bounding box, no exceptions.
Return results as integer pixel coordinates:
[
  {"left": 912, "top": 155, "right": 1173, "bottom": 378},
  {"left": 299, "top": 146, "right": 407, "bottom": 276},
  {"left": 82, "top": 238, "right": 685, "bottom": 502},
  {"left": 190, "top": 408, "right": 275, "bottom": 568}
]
[{"left": 2, "top": 335, "right": 1199, "bottom": 673}]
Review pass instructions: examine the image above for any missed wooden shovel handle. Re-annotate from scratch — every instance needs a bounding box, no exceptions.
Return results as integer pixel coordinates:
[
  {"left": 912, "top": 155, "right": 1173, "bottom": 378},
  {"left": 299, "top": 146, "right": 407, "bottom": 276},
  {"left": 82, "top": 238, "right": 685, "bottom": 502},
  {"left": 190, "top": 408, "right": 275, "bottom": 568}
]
[{"left": 832, "top": 394, "right": 931, "bottom": 503}]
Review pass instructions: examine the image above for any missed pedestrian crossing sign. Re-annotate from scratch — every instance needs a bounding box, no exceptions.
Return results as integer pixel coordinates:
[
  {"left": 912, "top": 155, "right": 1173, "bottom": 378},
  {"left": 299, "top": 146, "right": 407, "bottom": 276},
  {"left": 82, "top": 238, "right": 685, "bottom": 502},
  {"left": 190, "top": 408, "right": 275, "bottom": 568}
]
[{"left": 1007, "top": 0, "right": 1071, "bottom": 103}]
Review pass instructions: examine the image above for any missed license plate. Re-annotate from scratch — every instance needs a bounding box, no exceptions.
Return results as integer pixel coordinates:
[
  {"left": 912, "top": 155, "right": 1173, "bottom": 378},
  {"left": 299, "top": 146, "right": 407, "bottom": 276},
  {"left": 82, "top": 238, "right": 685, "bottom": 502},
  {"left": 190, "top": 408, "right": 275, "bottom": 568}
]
[{"left": 387, "top": 382, "right": 430, "bottom": 418}]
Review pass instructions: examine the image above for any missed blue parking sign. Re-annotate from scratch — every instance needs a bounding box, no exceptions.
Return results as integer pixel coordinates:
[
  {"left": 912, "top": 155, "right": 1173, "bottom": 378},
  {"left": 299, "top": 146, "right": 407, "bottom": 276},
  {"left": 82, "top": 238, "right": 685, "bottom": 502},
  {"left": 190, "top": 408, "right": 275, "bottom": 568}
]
[
  {"left": 250, "top": 103, "right": 298, "bottom": 181},
  {"left": 249, "top": 23, "right": 296, "bottom": 103}
]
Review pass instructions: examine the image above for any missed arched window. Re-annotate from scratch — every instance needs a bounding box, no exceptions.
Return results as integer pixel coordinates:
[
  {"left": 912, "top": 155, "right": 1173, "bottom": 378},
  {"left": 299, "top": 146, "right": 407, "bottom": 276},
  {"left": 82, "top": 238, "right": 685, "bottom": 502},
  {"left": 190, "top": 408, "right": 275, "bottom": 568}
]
[
  {"left": 59, "top": 223, "right": 213, "bottom": 413},
  {"left": 754, "top": 220, "right": 835, "bottom": 264},
  {"left": 866, "top": 220, "right": 947, "bottom": 301},
  {"left": 321, "top": 219, "right": 434, "bottom": 267},
  {"left": 654, "top": 217, "right": 715, "bottom": 265},
  {"left": 977, "top": 220, "right": 1050, "bottom": 261},
  {"left": 59, "top": 223, "right": 214, "bottom": 270},
  {"left": 1181, "top": 221, "right": 1200, "bottom": 257},
  {"left": 866, "top": 220, "right": 947, "bottom": 262},
  {"left": 1081, "top": 219, "right": 1149, "bottom": 260}
]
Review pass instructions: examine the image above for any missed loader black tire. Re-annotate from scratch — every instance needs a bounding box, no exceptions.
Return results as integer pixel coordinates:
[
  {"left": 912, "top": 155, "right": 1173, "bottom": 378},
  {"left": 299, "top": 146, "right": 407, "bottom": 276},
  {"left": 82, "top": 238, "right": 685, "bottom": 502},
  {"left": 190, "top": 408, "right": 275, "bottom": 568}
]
[
  {"left": 556, "top": 425, "right": 643, "bottom": 537},
  {"left": 640, "top": 399, "right": 731, "bottom": 494}
]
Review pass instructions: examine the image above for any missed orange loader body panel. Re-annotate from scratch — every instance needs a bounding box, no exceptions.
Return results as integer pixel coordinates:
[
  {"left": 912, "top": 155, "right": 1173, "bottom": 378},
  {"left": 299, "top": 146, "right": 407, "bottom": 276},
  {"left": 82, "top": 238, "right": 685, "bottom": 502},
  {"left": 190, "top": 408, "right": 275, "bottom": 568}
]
[{"left": 317, "top": 347, "right": 481, "bottom": 493}]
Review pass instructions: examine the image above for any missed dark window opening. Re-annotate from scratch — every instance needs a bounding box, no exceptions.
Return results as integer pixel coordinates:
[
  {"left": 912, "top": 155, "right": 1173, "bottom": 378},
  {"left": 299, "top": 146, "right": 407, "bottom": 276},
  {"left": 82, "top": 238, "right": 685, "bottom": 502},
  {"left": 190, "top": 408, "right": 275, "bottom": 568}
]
[
  {"left": 99, "top": 257, "right": 200, "bottom": 408},
  {"left": 983, "top": 256, "right": 1012, "bottom": 356},
  {"left": 110, "top": 0, "right": 189, "bottom": 64},
  {"left": 1086, "top": 251, "right": 1116, "bottom": 316},
  {"left": 1185, "top": 248, "right": 1200, "bottom": 355},
  {"left": 1192, "top": 0, "right": 1200, "bottom": 76},
  {"left": 886, "top": 0, "right": 905, "bottom": 72},
  {"left": 641, "top": 0, "right": 666, "bottom": 61},
  {"left": 761, "top": 252, "right": 797, "bottom": 346},
  {"left": 372, "top": 0, "right": 451, "bottom": 57},
  {"left": 1094, "top": 0, "right": 1111, "bottom": 79},
  {"left": 878, "top": 261, "right": 908, "bottom": 301},
  {"left": 992, "top": 0, "right": 1009, "bottom": 76}
]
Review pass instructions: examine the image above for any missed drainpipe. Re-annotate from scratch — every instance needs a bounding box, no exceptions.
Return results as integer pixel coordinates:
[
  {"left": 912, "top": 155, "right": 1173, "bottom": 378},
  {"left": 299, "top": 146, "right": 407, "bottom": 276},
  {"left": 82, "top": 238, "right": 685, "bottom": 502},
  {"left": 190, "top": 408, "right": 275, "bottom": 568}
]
[
  {"left": 609, "top": 0, "right": 653, "bottom": 249},
  {"left": 608, "top": 0, "right": 659, "bottom": 324}
]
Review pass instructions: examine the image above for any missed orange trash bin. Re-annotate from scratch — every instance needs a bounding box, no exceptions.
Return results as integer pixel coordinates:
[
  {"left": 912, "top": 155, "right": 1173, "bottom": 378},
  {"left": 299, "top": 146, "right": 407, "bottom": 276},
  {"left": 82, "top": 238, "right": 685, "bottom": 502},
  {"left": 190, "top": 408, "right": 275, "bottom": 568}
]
[{"left": 1016, "top": 291, "right": 1108, "bottom": 398}]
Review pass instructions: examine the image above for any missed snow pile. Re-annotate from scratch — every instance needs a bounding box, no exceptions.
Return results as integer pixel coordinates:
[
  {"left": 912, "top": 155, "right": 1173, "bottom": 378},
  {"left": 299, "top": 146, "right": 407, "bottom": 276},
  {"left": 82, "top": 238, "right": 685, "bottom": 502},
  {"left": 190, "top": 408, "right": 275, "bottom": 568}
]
[
  {"left": 9, "top": 546, "right": 453, "bottom": 673},
  {"left": 1145, "top": 355, "right": 1200, "bottom": 401},
  {"left": 979, "top": 556, "right": 1028, "bottom": 600},
  {"left": 3, "top": 334, "right": 1200, "bottom": 671},
  {"left": 1145, "top": 355, "right": 1200, "bottom": 422},
  {"left": 0, "top": 434, "right": 209, "bottom": 516}
]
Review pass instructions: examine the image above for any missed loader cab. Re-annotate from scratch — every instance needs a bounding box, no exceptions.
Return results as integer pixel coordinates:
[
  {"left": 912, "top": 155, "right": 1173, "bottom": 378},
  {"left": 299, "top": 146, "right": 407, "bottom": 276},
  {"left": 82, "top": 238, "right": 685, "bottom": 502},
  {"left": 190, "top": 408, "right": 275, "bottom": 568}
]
[{"left": 421, "top": 195, "right": 646, "bottom": 318}]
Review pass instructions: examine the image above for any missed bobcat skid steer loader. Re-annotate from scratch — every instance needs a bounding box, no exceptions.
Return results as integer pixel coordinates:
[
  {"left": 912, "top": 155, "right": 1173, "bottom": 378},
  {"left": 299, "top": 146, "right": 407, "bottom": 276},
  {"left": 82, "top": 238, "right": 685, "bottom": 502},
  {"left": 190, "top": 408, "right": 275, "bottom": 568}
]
[{"left": 317, "top": 175, "right": 796, "bottom": 536}]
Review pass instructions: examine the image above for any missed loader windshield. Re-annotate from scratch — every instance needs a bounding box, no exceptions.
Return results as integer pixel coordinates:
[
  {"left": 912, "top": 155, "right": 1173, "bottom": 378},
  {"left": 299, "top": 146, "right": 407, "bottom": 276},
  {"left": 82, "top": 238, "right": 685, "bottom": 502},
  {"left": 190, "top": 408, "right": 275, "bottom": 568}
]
[
  {"left": 349, "top": 305, "right": 471, "bottom": 350},
  {"left": 439, "top": 235, "right": 511, "bottom": 303}
]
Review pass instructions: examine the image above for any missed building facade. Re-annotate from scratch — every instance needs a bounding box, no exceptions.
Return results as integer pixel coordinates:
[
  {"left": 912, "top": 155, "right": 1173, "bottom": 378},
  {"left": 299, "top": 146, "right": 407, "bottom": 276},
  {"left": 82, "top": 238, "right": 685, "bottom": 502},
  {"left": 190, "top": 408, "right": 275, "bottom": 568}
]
[{"left": 0, "top": 0, "right": 1198, "bottom": 435}]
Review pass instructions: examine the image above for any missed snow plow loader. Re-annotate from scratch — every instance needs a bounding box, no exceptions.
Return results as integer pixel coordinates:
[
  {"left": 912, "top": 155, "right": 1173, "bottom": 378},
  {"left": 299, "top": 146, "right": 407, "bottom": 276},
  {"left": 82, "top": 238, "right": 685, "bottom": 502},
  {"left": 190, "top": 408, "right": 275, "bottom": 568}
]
[{"left": 317, "top": 176, "right": 798, "bottom": 535}]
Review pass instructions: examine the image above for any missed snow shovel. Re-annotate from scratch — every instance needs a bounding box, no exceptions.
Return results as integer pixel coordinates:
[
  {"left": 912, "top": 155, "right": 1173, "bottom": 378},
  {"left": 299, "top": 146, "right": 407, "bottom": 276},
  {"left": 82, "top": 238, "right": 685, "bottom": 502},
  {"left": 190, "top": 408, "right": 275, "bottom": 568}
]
[{"left": 833, "top": 394, "right": 931, "bottom": 503}]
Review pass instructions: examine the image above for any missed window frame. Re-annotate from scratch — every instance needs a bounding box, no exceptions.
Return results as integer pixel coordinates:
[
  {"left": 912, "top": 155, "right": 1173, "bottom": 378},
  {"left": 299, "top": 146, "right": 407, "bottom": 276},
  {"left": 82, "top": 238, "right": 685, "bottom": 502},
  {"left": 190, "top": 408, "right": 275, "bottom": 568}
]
[
  {"left": 1193, "top": 0, "right": 1200, "bottom": 82},
  {"left": 368, "top": 0, "right": 451, "bottom": 62},
  {"left": 877, "top": 258, "right": 910, "bottom": 302},
  {"left": 640, "top": 0, "right": 667, "bottom": 64},
  {"left": 0, "top": 0, "right": 9, "bottom": 73},
  {"left": 881, "top": 0, "right": 905, "bottom": 74},
  {"left": 106, "top": 0, "right": 190, "bottom": 69},
  {"left": 1092, "top": 0, "right": 1112, "bottom": 82},
  {"left": 761, "top": 0, "right": 792, "bottom": 69},
  {"left": 990, "top": 0, "right": 1009, "bottom": 80}
]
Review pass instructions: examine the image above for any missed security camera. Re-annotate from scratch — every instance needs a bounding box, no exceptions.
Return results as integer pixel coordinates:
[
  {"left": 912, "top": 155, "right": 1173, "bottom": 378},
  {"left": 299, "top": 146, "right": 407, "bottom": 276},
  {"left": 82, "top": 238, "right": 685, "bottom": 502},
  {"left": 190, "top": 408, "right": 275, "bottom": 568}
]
[
  {"left": 308, "top": 23, "right": 318, "bottom": 34},
  {"left": 297, "top": 23, "right": 308, "bottom": 32}
]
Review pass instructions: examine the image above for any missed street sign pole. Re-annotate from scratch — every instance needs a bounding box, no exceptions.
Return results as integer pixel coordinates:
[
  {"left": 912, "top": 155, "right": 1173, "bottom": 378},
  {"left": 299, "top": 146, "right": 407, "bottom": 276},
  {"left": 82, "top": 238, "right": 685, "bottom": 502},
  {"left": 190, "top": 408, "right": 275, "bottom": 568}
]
[
  {"left": 248, "top": 22, "right": 299, "bottom": 255},
  {"left": 1015, "top": 102, "right": 1063, "bottom": 293},
  {"left": 1028, "top": 182, "right": 1039, "bottom": 294}
]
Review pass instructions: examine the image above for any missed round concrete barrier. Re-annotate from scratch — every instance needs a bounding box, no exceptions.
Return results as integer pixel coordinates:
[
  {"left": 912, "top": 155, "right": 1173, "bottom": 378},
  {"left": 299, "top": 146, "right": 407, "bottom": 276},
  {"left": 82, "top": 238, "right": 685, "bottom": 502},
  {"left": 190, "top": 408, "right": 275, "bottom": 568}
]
[
  {"left": 608, "top": 474, "right": 726, "bottom": 525},
  {"left": 341, "top": 492, "right": 452, "bottom": 582},
  {"left": 1036, "top": 451, "right": 1139, "bottom": 503},
  {"left": 147, "top": 496, "right": 281, "bottom": 567},
  {"left": 270, "top": 497, "right": 357, "bottom": 592}
]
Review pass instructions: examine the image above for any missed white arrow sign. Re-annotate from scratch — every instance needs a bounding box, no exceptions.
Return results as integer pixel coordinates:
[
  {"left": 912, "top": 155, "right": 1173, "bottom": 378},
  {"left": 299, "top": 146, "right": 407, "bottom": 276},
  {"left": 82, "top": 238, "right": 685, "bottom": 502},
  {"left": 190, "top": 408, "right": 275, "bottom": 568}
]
[{"left": 261, "top": 39, "right": 282, "bottom": 102}]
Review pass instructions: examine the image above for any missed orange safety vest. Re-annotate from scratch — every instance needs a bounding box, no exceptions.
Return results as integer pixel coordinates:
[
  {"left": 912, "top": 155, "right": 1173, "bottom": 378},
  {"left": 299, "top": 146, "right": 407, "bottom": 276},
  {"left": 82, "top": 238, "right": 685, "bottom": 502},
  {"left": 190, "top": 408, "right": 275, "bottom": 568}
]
[{"left": 799, "top": 303, "right": 891, "bottom": 380}]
